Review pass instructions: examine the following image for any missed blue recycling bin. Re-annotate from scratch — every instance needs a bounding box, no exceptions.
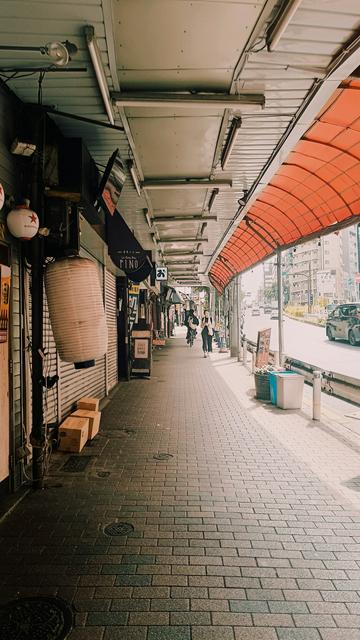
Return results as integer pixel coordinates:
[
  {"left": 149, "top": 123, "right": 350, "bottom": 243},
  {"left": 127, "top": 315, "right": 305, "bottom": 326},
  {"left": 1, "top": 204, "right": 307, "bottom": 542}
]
[{"left": 269, "top": 370, "right": 296, "bottom": 405}]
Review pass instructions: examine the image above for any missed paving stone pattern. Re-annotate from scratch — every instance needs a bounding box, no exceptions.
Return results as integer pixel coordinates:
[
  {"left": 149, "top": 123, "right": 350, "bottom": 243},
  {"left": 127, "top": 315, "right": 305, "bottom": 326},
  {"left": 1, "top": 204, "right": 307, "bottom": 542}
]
[{"left": 1, "top": 336, "right": 360, "bottom": 640}]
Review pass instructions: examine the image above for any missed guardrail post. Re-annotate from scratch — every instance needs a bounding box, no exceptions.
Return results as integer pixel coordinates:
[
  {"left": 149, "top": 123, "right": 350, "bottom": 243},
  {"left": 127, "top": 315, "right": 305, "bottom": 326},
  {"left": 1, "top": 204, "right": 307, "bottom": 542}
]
[
  {"left": 251, "top": 348, "right": 256, "bottom": 374},
  {"left": 313, "top": 369, "right": 322, "bottom": 421},
  {"left": 242, "top": 337, "right": 247, "bottom": 365}
]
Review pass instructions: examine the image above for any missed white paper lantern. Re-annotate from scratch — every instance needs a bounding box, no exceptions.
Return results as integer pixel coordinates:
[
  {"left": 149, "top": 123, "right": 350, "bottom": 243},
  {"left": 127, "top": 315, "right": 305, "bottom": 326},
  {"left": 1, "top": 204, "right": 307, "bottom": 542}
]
[
  {"left": 45, "top": 257, "right": 108, "bottom": 368},
  {"left": 7, "top": 203, "right": 39, "bottom": 240}
]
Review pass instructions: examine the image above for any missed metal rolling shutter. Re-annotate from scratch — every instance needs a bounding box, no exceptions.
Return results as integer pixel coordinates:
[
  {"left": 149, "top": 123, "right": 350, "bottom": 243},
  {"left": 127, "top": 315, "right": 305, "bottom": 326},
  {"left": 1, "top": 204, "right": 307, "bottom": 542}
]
[
  {"left": 58, "top": 249, "right": 106, "bottom": 418},
  {"left": 105, "top": 269, "right": 118, "bottom": 392}
]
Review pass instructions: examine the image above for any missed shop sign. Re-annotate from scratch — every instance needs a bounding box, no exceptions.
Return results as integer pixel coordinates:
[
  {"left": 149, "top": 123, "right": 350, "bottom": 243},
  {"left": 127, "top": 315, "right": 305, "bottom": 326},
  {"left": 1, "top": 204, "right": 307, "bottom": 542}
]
[
  {"left": 156, "top": 266, "right": 168, "bottom": 281},
  {"left": 0, "top": 265, "right": 11, "bottom": 343},
  {"left": 255, "top": 328, "right": 271, "bottom": 368},
  {"left": 129, "top": 283, "right": 140, "bottom": 296}
]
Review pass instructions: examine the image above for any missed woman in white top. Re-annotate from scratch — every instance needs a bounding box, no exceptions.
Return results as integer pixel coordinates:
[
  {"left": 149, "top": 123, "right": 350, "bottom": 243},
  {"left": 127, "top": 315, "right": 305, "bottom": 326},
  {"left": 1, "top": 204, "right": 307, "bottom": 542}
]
[{"left": 201, "top": 310, "right": 213, "bottom": 358}]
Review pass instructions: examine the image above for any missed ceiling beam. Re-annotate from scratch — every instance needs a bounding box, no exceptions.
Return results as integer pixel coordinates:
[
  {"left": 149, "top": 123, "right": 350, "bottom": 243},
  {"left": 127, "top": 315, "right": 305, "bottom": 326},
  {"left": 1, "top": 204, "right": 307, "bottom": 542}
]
[
  {"left": 153, "top": 215, "right": 217, "bottom": 222},
  {"left": 112, "top": 91, "right": 265, "bottom": 110},
  {"left": 164, "top": 250, "right": 204, "bottom": 256},
  {"left": 159, "top": 237, "right": 208, "bottom": 243},
  {"left": 142, "top": 180, "right": 232, "bottom": 191}
]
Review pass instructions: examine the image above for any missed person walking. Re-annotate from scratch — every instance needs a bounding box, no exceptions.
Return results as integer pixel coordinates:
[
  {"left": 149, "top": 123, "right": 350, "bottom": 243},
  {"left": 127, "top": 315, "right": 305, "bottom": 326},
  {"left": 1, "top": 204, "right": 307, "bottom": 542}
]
[{"left": 201, "top": 310, "right": 213, "bottom": 357}]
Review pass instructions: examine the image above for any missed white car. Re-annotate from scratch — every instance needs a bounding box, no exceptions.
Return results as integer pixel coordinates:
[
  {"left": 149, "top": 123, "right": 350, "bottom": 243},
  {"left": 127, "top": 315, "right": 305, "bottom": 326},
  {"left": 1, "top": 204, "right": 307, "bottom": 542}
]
[{"left": 270, "top": 309, "right": 279, "bottom": 320}]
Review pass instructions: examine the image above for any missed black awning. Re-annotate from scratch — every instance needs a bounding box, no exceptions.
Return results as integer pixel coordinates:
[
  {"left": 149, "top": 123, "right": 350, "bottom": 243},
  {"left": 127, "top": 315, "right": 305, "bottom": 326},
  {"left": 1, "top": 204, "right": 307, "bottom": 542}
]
[{"left": 106, "top": 208, "right": 152, "bottom": 283}]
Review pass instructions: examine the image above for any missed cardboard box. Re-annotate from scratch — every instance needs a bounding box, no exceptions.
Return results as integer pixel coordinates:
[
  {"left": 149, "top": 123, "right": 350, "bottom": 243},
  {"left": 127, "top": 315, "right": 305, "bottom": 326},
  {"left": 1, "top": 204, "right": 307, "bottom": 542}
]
[
  {"left": 71, "top": 409, "right": 101, "bottom": 440},
  {"left": 58, "top": 417, "right": 89, "bottom": 453},
  {"left": 77, "top": 396, "right": 100, "bottom": 412}
]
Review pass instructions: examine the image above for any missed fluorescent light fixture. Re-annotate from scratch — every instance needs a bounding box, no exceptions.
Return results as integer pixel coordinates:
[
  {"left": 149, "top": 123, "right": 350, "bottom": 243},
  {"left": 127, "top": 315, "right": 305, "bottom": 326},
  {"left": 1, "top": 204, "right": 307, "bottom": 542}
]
[
  {"left": 267, "top": 0, "right": 303, "bottom": 52},
  {"left": 128, "top": 160, "right": 141, "bottom": 196},
  {"left": 164, "top": 250, "right": 204, "bottom": 256},
  {"left": 112, "top": 91, "right": 265, "bottom": 111},
  {"left": 221, "top": 118, "right": 242, "bottom": 170},
  {"left": 142, "top": 181, "right": 231, "bottom": 191},
  {"left": 208, "top": 188, "right": 219, "bottom": 212},
  {"left": 84, "top": 25, "right": 114, "bottom": 125},
  {"left": 143, "top": 208, "right": 152, "bottom": 228}
]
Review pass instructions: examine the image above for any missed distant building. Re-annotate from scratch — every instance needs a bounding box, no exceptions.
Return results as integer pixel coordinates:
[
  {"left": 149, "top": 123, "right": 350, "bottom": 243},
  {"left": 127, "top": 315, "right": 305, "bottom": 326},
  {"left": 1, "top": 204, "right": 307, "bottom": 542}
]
[{"left": 341, "top": 224, "right": 359, "bottom": 302}]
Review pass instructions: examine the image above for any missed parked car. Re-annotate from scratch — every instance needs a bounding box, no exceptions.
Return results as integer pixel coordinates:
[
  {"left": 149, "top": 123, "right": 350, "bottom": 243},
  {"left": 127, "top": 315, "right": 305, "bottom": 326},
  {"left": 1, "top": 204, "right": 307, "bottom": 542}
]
[
  {"left": 270, "top": 309, "right": 279, "bottom": 320},
  {"left": 251, "top": 307, "right": 261, "bottom": 316},
  {"left": 326, "top": 303, "right": 360, "bottom": 346},
  {"left": 264, "top": 306, "right": 272, "bottom": 314}
]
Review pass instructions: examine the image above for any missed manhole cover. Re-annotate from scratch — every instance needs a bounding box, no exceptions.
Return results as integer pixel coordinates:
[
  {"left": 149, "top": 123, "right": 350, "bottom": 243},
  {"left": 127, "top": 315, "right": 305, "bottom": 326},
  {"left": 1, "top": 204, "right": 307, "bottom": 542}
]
[
  {"left": 0, "top": 596, "right": 73, "bottom": 640},
  {"left": 97, "top": 471, "right": 110, "bottom": 478},
  {"left": 153, "top": 453, "right": 173, "bottom": 461},
  {"left": 104, "top": 522, "right": 134, "bottom": 536},
  {"left": 61, "top": 456, "right": 94, "bottom": 473}
]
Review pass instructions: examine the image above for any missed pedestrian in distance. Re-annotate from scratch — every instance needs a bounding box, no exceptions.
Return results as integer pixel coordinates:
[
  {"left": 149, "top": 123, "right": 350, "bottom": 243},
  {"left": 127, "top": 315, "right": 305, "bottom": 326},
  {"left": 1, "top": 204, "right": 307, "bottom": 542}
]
[
  {"left": 186, "top": 308, "right": 199, "bottom": 346},
  {"left": 201, "top": 310, "right": 213, "bottom": 357}
]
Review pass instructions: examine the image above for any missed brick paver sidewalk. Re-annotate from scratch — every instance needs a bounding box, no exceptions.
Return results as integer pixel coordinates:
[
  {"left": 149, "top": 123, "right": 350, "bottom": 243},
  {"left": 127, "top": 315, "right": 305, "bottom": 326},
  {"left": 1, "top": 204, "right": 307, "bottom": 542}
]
[{"left": 1, "top": 332, "right": 360, "bottom": 640}]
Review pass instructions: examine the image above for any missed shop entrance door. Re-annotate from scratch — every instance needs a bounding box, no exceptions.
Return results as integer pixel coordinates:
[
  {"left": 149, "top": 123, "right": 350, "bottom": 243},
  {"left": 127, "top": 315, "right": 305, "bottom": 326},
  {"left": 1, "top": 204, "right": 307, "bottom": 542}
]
[{"left": 0, "top": 246, "right": 10, "bottom": 488}]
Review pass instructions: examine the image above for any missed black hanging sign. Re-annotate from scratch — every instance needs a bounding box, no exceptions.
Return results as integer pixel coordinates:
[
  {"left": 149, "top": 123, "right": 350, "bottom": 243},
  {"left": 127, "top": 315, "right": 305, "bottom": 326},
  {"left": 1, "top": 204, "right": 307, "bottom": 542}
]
[{"left": 106, "top": 209, "right": 152, "bottom": 283}]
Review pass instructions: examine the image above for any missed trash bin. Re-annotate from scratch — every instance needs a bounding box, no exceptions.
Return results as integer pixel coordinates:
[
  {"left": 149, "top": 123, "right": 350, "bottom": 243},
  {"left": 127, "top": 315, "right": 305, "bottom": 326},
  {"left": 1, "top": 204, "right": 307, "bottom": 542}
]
[
  {"left": 276, "top": 373, "right": 304, "bottom": 409},
  {"left": 254, "top": 372, "right": 271, "bottom": 401},
  {"left": 269, "top": 370, "right": 295, "bottom": 405}
]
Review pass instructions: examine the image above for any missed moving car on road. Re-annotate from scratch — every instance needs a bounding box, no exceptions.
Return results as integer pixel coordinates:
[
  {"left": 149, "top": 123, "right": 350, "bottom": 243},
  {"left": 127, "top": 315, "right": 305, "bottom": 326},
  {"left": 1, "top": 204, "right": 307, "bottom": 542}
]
[
  {"left": 264, "top": 305, "right": 272, "bottom": 314},
  {"left": 326, "top": 303, "right": 360, "bottom": 346},
  {"left": 270, "top": 309, "right": 279, "bottom": 320},
  {"left": 251, "top": 307, "right": 261, "bottom": 316}
]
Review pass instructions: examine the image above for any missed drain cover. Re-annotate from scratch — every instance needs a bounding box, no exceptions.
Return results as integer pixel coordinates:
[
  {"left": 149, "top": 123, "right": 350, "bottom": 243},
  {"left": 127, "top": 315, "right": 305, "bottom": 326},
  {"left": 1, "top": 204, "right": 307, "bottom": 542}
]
[
  {"left": 61, "top": 456, "right": 93, "bottom": 473},
  {"left": 0, "top": 596, "right": 73, "bottom": 640},
  {"left": 153, "top": 452, "right": 173, "bottom": 461},
  {"left": 97, "top": 471, "right": 110, "bottom": 478},
  {"left": 104, "top": 522, "right": 134, "bottom": 536}
]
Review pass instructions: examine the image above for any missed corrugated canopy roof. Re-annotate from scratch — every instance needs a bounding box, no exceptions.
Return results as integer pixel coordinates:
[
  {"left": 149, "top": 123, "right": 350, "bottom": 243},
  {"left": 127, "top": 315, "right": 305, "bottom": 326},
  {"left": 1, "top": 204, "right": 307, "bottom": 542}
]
[{"left": 209, "top": 79, "right": 360, "bottom": 292}]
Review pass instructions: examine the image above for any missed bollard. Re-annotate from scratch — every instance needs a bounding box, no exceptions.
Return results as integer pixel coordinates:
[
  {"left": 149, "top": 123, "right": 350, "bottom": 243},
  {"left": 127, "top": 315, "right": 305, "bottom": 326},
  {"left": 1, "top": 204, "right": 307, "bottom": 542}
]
[
  {"left": 242, "top": 338, "right": 247, "bottom": 365},
  {"left": 313, "top": 369, "right": 322, "bottom": 421},
  {"left": 238, "top": 339, "right": 243, "bottom": 362},
  {"left": 251, "top": 348, "right": 256, "bottom": 374}
]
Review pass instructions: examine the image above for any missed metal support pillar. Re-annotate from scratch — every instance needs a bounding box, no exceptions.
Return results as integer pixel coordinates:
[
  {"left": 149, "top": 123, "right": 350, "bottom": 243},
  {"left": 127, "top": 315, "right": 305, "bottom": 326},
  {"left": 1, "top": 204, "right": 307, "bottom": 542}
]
[
  {"left": 230, "top": 280, "right": 238, "bottom": 357},
  {"left": 277, "top": 249, "right": 284, "bottom": 366},
  {"left": 236, "top": 275, "right": 242, "bottom": 362}
]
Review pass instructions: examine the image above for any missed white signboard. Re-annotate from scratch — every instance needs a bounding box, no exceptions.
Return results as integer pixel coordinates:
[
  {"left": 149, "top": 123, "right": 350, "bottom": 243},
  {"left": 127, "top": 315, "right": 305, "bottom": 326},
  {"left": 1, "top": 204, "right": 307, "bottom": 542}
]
[{"left": 156, "top": 266, "right": 168, "bottom": 281}]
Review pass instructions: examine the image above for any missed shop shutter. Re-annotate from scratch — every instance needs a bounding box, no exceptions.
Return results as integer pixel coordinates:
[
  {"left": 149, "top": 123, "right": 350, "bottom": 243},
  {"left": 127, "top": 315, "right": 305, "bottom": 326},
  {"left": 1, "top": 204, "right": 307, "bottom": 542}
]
[
  {"left": 58, "top": 249, "right": 106, "bottom": 418},
  {"left": 105, "top": 269, "right": 118, "bottom": 391}
]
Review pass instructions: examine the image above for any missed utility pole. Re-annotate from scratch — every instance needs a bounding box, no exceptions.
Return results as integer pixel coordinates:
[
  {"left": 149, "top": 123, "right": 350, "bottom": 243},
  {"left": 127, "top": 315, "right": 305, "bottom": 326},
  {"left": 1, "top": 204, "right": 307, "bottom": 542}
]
[{"left": 30, "top": 108, "right": 46, "bottom": 490}]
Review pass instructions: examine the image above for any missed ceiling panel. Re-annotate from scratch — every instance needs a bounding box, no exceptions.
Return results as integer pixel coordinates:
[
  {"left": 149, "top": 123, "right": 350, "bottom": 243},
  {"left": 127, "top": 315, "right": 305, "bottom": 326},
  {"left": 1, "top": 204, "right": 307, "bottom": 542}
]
[{"left": 129, "top": 115, "right": 222, "bottom": 178}]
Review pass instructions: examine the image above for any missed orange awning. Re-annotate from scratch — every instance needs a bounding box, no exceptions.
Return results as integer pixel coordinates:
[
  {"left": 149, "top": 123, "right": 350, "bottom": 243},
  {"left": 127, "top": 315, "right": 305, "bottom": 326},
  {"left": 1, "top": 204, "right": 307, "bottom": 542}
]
[{"left": 210, "top": 80, "right": 360, "bottom": 292}]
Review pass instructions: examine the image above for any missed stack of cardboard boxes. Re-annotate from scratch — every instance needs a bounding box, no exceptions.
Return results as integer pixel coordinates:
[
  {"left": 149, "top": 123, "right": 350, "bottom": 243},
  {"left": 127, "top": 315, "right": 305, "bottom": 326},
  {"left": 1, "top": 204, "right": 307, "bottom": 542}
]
[{"left": 58, "top": 397, "right": 101, "bottom": 453}]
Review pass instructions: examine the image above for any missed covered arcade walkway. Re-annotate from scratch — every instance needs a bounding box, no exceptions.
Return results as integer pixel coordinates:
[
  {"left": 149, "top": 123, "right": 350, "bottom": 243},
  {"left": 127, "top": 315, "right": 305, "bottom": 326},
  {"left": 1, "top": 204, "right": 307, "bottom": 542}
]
[{"left": 2, "top": 334, "right": 360, "bottom": 639}]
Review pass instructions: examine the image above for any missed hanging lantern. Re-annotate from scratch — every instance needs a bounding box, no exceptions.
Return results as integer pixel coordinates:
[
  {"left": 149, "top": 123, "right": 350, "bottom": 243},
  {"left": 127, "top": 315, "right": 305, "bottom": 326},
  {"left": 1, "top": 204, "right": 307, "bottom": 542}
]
[
  {"left": 6, "top": 201, "right": 39, "bottom": 240},
  {"left": 45, "top": 257, "right": 108, "bottom": 369}
]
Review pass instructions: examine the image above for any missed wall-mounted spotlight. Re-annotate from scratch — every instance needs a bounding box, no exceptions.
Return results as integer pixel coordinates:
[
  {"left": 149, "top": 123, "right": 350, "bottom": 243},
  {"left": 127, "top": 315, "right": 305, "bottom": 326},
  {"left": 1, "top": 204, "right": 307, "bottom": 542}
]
[
  {"left": 237, "top": 190, "right": 249, "bottom": 207},
  {"left": 221, "top": 117, "right": 242, "bottom": 170},
  {"left": 128, "top": 160, "right": 142, "bottom": 196},
  {"left": 0, "top": 40, "right": 77, "bottom": 67}
]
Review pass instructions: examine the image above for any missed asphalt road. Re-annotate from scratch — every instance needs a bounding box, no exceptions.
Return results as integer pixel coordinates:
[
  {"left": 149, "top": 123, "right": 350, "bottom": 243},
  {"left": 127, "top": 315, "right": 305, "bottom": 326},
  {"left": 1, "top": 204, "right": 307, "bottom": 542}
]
[{"left": 243, "top": 310, "right": 359, "bottom": 379}]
